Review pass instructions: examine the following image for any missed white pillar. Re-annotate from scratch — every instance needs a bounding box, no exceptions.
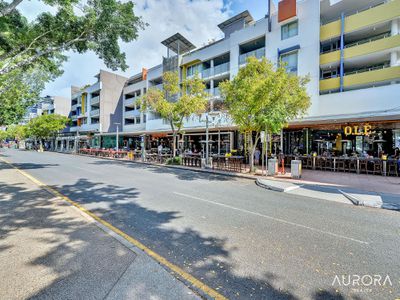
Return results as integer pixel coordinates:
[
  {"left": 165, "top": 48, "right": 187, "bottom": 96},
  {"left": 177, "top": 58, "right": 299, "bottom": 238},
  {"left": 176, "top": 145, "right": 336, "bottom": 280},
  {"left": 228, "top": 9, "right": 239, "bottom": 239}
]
[{"left": 391, "top": 19, "right": 399, "bottom": 67}]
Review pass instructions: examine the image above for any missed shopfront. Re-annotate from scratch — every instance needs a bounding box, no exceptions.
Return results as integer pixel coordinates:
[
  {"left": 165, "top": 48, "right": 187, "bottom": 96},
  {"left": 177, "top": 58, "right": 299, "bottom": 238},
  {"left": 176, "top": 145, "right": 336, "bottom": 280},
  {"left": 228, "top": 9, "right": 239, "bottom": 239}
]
[{"left": 284, "top": 121, "right": 400, "bottom": 157}]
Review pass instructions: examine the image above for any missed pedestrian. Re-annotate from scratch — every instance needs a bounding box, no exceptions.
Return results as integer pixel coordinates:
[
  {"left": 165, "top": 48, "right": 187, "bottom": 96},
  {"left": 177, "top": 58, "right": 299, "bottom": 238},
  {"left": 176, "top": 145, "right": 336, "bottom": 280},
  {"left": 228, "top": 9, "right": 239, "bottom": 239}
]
[
  {"left": 158, "top": 143, "right": 163, "bottom": 155},
  {"left": 254, "top": 148, "right": 261, "bottom": 166}
]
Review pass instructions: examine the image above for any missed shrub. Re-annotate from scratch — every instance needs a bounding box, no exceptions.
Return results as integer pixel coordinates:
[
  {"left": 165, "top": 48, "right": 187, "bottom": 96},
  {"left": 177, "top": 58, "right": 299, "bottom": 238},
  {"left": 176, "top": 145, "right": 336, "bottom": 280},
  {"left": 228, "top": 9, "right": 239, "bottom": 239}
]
[{"left": 166, "top": 156, "right": 182, "bottom": 165}]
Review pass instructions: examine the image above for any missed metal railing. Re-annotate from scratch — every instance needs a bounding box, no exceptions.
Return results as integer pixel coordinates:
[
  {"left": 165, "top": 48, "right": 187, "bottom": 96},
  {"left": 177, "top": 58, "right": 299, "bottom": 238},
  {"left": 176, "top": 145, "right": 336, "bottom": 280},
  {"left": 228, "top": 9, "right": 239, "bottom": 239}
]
[
  {"left": 90, "top": 96, "right": 100, "bottom": 105},
  {"left": 202, "top": 68, "right": 213, "bottom": 78},
  {"left": 239, "top": 47, "right": 265, "bottom": 65},
  {"left": 213, "top": 62, "right": 230, "bottom": 76},
  {"left": 344, "top": 63, "right": 390, "bottom": 76},
  {"left": 90, "top": 109, "right": 100, "bottom": 117},
  {"left": 320, "top": 1, "right": 387, "bottom": 25}
]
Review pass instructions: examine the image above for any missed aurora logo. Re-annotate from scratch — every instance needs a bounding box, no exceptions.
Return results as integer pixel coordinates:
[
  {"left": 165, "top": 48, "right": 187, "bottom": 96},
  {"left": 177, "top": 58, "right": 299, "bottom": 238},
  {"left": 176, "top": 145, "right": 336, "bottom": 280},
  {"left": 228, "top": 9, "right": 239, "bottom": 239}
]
[{"left": 332, "top": 274, "right": 393, "bottom": 287}]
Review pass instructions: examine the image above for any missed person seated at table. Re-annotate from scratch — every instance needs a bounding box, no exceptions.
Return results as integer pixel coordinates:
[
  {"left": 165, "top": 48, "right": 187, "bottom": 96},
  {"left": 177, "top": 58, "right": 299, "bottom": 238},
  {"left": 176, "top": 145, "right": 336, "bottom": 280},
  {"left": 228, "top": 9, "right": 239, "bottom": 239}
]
[
  {"left": 361, "top": 151, "right": 369, "bottom": 158},
  {"left": 157, "top": 143, "right": 163, "bottom": 156}
]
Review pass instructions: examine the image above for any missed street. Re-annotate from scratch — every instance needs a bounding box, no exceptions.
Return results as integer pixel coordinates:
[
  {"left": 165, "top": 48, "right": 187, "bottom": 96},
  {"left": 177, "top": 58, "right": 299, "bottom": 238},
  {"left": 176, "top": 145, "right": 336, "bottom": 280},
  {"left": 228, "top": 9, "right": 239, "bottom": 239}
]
[{"left": 1, "top": 148, "right": 400, "bottom": 300}]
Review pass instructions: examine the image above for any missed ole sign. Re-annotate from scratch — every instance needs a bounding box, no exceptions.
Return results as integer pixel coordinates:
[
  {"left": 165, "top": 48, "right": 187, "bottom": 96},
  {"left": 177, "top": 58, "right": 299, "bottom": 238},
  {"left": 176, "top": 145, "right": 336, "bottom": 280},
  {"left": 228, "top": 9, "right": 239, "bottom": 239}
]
[{"left": 343, "top": 124, "right": 372, "bottom": 136}]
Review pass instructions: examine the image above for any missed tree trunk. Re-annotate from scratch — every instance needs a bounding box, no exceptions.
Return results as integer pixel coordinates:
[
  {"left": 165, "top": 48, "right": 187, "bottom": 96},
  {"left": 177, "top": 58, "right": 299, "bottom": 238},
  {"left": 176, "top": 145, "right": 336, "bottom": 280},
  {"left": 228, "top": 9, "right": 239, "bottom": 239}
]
[
  {"left": 248, "top": 132, "right": 260, "bottom": 173},
  {"left": 172, "top": 131, "right": 177, "bottom": 157}
]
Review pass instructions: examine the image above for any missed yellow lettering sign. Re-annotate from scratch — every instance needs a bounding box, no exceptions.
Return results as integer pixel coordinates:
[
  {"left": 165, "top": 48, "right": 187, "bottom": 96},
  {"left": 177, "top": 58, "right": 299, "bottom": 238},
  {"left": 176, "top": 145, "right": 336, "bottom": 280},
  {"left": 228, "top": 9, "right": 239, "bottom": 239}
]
[{"left": 343, "top": 124, "right": 372, "bottom": 136}]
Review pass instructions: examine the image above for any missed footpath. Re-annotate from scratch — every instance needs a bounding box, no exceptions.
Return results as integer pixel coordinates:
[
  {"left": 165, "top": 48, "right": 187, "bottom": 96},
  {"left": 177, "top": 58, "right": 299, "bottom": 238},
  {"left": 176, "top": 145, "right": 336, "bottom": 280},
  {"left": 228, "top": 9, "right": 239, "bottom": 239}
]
[{"left": 0, "top": 161, "right": 200, "bottom": 300}]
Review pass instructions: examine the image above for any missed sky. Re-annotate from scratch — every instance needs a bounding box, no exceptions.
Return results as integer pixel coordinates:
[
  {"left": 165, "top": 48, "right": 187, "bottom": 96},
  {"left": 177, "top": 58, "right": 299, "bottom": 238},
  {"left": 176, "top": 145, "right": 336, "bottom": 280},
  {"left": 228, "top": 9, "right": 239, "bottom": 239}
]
[{"left": 18, "top": 0, "right": 273, "bottom": 98}]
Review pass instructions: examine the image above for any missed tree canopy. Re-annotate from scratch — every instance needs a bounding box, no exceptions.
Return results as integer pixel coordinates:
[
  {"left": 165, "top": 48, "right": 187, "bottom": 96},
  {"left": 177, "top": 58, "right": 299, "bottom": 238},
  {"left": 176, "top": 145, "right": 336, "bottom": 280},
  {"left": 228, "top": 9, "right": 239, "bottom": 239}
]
[
  {"left": 220, "top": 56, "right": 311, "bottom": 171},
  {"left": 140, "top": 71, "right": 208, "bottom": 157},
  {"left": 0, "top": 0, "right": 144, "bottom": 125},
  {"left": 26, "top": 114, "right": 69, "bottom": 140}
]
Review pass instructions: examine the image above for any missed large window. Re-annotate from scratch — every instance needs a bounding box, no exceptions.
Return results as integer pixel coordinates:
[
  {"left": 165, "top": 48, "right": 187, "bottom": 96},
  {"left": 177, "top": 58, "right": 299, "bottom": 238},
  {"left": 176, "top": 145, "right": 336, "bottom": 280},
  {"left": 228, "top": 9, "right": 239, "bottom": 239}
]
[
  {"left": 281, "top": 20, "right": 298, "bottom": 40},
  {"left": 280, "top": 51, "right": 298, "bottom": 74}
]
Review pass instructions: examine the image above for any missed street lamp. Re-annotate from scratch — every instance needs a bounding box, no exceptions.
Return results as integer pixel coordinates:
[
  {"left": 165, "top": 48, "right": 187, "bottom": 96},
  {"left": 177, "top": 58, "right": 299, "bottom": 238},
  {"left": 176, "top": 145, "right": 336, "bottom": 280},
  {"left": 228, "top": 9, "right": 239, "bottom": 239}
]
[
  {"left": 114, "top": 122, "right": 121, "bottom": 151},
  {"left": 204, "top": 111, "right": 221, "bottom": 167}
]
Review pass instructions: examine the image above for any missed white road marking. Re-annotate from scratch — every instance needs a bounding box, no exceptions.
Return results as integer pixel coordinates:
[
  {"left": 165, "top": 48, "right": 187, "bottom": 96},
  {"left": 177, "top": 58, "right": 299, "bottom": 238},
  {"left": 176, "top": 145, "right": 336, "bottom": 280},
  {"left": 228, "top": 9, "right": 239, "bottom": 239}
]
[{"left": 173, "top": 191, "right": 369, "bottom": 245}]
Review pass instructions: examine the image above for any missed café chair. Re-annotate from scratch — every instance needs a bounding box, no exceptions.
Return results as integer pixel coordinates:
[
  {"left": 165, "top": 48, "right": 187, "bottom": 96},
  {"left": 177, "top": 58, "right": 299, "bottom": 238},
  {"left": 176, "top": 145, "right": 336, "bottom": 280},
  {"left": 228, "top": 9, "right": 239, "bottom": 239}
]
[
  {"left": 348, "top": 159, "right": 357, "bottom": 173},
  {"left": 387, "top": 160, "right": 399, "bottom": 177},
  {"left": 372, "top": 160, "right": 382, "bottom": 175},
  {"left": 336, "top": 159, "right": 346, "bottom": 172},
  {"left": 359, "top": 159, "right": 368, "bottom": 174}
]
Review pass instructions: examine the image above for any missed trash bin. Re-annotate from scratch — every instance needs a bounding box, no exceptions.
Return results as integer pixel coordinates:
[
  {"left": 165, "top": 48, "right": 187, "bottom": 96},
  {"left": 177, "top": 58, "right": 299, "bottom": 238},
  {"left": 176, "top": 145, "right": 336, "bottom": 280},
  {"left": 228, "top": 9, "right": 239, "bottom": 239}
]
[
  {"left": 291, "top": 160, "right": 302, "bottom": 179},
  {"left": 268, "top": 159, "right": 278, "bottom": 176}
]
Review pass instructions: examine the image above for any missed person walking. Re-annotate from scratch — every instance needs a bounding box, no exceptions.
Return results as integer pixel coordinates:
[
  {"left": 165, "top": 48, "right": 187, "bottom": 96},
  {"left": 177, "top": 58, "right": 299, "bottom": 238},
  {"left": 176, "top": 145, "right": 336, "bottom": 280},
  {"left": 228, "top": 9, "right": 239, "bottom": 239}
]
[{"left": 254, "top": 148, "right": 261, "bottom": 166}]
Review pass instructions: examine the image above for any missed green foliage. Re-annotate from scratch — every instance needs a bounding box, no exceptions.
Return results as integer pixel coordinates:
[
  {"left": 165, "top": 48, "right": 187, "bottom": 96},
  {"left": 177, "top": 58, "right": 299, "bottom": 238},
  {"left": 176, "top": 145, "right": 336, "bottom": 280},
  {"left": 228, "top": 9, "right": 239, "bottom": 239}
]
[
  {"left": 166, "top": 156, "right": 182, "bottom": 165},
  {"left": 220, "top": 57, "right": 311, "bottom": 171},
  {"left": 26, "top": 114, "right": 69, "bottom": 139},
  {"left": 5, "top": 124, "right": 28, "bottom": 140},
  {"left": 0, "top": 0, "right": 144, "bottom": 124},
  {"left": 140, "top": 71, "right": 208, "bottom": 156}
]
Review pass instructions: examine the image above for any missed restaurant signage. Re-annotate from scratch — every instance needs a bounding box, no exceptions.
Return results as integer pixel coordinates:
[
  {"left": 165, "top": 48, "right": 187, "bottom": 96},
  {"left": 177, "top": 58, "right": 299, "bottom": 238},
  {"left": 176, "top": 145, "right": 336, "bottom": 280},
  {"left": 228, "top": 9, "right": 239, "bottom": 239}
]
[{"left": 343, "top": 124, "right": 372, "bottom": 136}]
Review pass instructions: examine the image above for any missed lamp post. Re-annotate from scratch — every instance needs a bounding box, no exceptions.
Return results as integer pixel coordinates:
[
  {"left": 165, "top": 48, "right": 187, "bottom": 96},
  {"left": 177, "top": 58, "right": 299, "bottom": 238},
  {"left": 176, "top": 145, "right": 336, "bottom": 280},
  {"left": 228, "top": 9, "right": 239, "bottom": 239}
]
[
  {"left": 114, "top": 122, "right": 120, "bottom": 152},
  {"left": 204, "top": 111, "right": 221, "bottom": 168}
]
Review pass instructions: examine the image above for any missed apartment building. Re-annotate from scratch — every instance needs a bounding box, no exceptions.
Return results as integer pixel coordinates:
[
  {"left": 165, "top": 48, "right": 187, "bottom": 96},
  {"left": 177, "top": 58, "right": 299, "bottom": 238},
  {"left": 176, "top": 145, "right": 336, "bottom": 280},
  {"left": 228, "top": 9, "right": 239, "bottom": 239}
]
[
  {"left": 56, "top": 70, "right": 127, "bottom": 151},
  {"left": 78, "top": 0, "right": 400, "bottom": 156},
  {"left": 22, "top": 95, "right": 70, "bottom": 124}
]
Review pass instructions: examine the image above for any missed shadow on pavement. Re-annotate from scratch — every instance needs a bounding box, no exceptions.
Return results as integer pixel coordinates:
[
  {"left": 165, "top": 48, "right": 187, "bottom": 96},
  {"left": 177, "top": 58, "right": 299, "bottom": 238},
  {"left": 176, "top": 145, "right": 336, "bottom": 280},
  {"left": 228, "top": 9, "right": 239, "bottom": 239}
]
[
  {"left": 89, "top": 158, "right": 234, "bottom": 182},
  {"left": 0, "top": 179, "right": 136, "bottom": 299},
  {"left": 45, "top": 177, "right": 348, "bottom": 300}
]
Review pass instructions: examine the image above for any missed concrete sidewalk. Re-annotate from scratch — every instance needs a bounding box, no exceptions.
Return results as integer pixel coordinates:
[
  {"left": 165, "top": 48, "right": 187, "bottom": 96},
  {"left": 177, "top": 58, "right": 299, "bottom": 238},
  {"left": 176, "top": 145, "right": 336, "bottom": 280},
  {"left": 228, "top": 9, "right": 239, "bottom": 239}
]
[
  {"left": 0, "top": 162, "right": 199, "bottom": 300},
  {"left": 256, "top": 177, "right": 400, "bottom": 211}
]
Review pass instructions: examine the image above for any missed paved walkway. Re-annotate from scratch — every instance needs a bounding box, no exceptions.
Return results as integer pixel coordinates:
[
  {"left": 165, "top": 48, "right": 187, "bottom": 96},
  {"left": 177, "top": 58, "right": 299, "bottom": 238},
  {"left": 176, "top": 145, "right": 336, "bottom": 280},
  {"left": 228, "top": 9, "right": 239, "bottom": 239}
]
[{"left": 0, "top": 161, "right": 199, "bottom": 300}]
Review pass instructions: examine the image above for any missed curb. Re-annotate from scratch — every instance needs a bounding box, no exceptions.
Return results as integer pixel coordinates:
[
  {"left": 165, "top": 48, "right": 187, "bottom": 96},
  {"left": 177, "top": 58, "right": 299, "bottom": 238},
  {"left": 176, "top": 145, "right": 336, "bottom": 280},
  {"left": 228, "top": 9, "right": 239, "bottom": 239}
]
[
  {"left": 255, "top": 178, "right": 301, "bottom": 193},
  {"left": 74, "top": 152, "right": 258, "bottom": 181},
  {"left": 338, "top": 190, "right": 384, "bottom": 208}
]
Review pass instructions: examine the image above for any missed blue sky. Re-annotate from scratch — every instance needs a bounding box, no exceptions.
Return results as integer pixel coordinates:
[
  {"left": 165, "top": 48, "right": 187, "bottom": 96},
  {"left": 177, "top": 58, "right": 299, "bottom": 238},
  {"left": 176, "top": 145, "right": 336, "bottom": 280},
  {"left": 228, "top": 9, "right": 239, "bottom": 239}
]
[{"left": 19, "top": 0, "right": 274, "bottom": 98}]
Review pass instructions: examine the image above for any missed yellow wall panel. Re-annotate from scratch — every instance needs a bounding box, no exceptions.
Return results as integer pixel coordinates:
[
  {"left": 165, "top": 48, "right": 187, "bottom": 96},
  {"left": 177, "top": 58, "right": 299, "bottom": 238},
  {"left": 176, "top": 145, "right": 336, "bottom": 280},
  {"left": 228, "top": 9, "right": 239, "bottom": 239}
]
[
  {"left": 319, "top": 77, "right": 340, "bottom": 91},
  {"left": 320, "top": 0, "right": 400, "bottom": 42},
  {"left": 344, "top": 66, "right": 400, "bottom": 87}
]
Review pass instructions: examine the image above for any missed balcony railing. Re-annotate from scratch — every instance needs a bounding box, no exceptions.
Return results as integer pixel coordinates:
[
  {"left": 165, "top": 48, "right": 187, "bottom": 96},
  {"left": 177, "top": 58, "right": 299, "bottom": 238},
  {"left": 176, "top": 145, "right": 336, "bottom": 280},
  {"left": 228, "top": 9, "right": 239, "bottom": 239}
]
[
  {"left": 90, "top": 109, "right": 100, "bottom": 117},
  {"left": 202, "top": 68, "right": 213, "bottom": 78},
  {"left": 239, "top": 47, "right": 265, "bottom": 65},
  {"left": 213, "top": 62, "right": 230, "bottom": 76},
  {"left": 71, "top": 104, "right": 77, "bottom": 111},
  {"left": 90, "top": 96, "right": 100, "bottom": 105},
  {"left": 71, "top": 115, "right": 77, "bottom": 120}
]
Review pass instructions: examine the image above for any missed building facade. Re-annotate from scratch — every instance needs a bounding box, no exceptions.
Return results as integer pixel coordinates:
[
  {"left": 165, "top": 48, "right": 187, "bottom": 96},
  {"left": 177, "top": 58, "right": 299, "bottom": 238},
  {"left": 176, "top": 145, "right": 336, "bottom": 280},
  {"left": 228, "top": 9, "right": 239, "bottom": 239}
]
[
  {"left": 22, "top": 95, "right": 70, "bottom": 124},
  {"left": 62, "top": 0, "right": 400, "bottom": 156},
  {"left": 56, "top": 70, "right": 127, "bottom": 151}
]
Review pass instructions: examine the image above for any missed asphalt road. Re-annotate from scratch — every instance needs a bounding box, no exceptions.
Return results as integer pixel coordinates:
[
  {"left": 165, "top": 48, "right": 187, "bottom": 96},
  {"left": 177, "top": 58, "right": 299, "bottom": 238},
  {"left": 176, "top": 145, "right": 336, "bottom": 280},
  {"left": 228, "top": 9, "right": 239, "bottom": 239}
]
[{"left": 2, "top": 148, "right": 400, "bottom": 300}]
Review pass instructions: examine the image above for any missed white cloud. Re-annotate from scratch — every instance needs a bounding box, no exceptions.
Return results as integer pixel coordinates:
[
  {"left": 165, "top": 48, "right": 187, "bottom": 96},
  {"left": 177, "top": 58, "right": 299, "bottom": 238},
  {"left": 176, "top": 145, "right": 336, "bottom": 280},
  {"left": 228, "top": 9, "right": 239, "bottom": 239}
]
[{"left": 19, "top": 0, "right": 231, "bottom": 98}]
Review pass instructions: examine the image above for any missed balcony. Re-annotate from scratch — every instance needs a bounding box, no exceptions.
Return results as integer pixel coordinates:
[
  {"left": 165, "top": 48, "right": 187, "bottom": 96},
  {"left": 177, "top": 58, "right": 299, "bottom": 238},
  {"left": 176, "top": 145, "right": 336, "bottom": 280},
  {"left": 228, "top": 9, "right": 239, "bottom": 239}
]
[
  {"left": 71, "top": 115, "right": 77, "bottom": 121},
  {"left": 320, "top": 0, "right": 400, "bottom": 41},
  {"left": 90, "top": 109, "right": 100, "bottom": 117},
  {"left": 125, "top": 110, "right": 140, "bottom": 119},
  {"left": 124, "top": 98, "right": 136, "bottom": 108},
  {"left": 202, "top": 68, "right": 213, "bottom": 79},
  {"left": 71, "top": 104, "right": 77, "bottom": 111},
  {"left": 320, "top": 33, "right": 400, "bottom": 66},
  {"left": 90, "top": 96, "right": 100, "bottom": 106},
  {"left": 213, "top": 62, "right": 230, "bottom": 77},
  {"left": 205, "top": 87, "right": 223, "bottom": 98},
  {"left": 319, "top": 65, "right": 400, "bottom": 92},
  {"left": 239, "top": 47, "right": 265, "bottom": 65}
]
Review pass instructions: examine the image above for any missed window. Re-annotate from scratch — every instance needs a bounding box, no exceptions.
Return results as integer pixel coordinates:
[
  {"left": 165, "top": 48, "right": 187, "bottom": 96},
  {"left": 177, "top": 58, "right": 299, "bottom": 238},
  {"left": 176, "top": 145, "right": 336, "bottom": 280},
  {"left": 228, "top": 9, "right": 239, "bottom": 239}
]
[
  {"left": 135, "top": 116, "right": 141, "bottom": 124},
  {"left": 143, "top": 114, "right": 147, "bottom": 123},
  {"left": 280, "top": 51, "right": 298, "bottom": 74},
  {"left": 135, "top": 102, "right": 141, "bottom": 111},
  {"left": 281, "top": 20, "right": 298, "bottom": 40},
  {"left": 186, "top": 64, "right": 202, "bottom": 77}
]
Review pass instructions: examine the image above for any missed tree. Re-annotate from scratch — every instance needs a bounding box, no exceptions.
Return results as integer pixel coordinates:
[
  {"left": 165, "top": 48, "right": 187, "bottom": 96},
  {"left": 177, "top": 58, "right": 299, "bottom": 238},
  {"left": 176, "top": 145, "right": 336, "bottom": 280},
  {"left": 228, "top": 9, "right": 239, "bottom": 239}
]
[
  {"left": 0, "top": 0, "right": 145, "bottom": 124},
  {"left": 140, "top": 71, "right": 208, "bottom": 157},
  {"left": 0, "top": 0, "right": 145, "bottom": 75},
  {"left": 220, "top": 57, "right": 311, "bottom": 172},
  {"left": 26, "top": 114, "right": 69, "bottom": 146},
  {"left": 4, "top": 124, "right": 28, "bottom": 140}
]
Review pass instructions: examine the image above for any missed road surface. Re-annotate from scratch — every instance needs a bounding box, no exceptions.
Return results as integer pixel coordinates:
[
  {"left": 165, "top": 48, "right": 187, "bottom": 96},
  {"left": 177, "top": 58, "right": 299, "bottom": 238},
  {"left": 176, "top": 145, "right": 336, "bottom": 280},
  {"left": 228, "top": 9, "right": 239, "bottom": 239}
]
[{"left": 1, "top": 149, "right": 399, "bottom": 300}]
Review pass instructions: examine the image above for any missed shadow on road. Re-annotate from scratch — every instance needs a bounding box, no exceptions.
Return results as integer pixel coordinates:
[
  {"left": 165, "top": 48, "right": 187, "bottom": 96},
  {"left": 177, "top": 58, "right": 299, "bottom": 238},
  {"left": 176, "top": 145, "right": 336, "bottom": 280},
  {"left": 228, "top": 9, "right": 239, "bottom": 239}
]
[
  {"left": 44, "top": 177, "right": 345, "bottom": 299},
  {"left": 89, "top": 158, "right": 234, "bottom": 182}
]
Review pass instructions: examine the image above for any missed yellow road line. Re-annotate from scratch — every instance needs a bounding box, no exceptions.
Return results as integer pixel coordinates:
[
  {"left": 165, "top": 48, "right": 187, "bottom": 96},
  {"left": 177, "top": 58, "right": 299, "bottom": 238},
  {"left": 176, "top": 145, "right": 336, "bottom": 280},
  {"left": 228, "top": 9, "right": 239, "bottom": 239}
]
[{"left": 0, "top": 157, "right": 227, "bottom": 300}]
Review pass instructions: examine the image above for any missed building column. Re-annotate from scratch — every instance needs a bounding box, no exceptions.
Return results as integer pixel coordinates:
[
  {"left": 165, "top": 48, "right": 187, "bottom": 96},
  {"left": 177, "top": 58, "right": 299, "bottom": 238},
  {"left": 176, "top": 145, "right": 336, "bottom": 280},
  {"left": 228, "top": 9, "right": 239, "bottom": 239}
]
[{"left": 391, "top": 19, "right": 400, "bottom": 67}]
